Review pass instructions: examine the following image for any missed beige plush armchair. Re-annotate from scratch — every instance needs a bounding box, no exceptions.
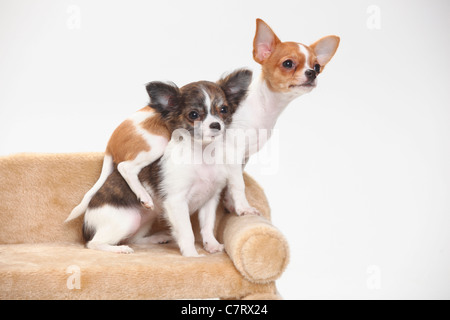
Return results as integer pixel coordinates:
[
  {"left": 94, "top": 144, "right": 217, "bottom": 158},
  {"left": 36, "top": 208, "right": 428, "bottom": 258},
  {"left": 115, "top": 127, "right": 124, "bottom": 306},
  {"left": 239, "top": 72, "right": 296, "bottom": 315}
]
[{"left": 0, "top": 153, "right": 289, "bottom": 299}]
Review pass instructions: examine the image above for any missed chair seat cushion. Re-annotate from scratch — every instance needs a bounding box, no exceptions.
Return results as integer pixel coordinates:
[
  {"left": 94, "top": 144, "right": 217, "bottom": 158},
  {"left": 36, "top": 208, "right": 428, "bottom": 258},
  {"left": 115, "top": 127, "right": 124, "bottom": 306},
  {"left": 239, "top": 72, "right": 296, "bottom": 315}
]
[{"left": 0, "top": 242, "right": 274, "bottom": 300}]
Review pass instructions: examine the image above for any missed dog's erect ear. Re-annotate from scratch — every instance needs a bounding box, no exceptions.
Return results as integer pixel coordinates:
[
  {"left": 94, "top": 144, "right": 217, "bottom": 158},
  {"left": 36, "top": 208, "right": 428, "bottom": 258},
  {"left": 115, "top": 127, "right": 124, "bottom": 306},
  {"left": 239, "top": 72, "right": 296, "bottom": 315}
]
[
  {"left": 253, "top": 19, "right": 281, "bottom": 64},
  {"left": 217, "top": 68, "right": 253, "bottom": 109},
  {"left": 146, "top": 81, "right": 180, "bottom": 116},
  {"left": 310, "top": 35, "right": 340, "bottom": 67}
]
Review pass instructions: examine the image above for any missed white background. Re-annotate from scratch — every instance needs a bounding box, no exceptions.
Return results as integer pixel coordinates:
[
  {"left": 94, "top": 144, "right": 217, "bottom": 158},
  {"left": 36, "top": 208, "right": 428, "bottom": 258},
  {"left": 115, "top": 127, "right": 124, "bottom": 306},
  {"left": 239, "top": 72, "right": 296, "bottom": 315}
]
[{"left": 1, "top": 0, "right": 449, "bottom": 299}]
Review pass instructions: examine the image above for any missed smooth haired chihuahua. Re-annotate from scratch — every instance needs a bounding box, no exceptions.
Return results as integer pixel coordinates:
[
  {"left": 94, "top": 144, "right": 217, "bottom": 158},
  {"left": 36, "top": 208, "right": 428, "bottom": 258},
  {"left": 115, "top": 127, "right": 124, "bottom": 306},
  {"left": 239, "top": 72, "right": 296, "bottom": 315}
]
[{"left": 223, "top": 19, "right": 340, "bottom": 214}]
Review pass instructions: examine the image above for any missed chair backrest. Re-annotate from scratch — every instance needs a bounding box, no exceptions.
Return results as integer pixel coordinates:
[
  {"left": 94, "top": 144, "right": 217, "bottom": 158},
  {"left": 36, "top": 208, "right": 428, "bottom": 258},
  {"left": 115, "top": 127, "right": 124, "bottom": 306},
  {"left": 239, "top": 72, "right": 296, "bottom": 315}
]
[
  {"left": 0, "top": 152, "right": 104, "bottom": 244},
  {"left": 0, "top": 152, "right": 271, "bottom": 245}
]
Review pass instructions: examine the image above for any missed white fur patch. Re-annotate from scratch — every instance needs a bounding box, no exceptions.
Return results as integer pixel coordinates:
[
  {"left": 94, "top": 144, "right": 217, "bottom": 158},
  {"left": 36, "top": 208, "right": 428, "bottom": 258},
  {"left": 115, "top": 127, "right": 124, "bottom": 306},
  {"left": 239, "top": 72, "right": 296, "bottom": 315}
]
[
  {"left": 202, "top": 88, "right": 212, "bottom": 111},
  {"left": 84, "top": 204, "right": 159, "bottom": 253},
  {"left": 298, "top": 44, "right": 311, "bottom": 69},
  {"left": 84, "top": 205, "right": 141, "bottom": 252}
]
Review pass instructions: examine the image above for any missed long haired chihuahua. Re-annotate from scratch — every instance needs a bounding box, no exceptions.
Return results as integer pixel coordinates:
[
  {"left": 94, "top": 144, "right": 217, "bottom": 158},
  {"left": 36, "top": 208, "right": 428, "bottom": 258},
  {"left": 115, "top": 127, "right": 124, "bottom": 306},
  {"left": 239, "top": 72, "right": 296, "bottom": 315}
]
[{"left": 70, "top": 69, "right": 252, "bottom": 256}]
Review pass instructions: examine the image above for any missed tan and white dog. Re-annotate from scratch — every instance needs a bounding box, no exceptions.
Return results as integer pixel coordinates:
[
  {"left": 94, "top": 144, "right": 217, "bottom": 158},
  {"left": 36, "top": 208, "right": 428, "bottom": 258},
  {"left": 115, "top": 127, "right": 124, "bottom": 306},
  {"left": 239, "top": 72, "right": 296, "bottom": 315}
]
[{"left": 224, "top": 19, "right": 340, "bottom": 213}]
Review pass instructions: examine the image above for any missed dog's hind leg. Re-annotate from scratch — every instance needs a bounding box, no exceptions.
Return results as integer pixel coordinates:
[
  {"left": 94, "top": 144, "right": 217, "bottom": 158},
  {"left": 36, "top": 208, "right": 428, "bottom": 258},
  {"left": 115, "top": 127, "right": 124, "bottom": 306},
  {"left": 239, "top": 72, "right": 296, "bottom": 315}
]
[{"left": 83, "top": 205, "right": 142, "bottom": 254}]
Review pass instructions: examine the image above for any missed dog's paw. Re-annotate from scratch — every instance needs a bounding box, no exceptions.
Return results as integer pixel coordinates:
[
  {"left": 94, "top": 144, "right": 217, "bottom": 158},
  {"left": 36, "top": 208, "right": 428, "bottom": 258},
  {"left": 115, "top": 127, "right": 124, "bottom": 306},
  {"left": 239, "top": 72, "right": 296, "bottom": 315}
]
[
  {"left": 181, "top": 249, "right": 204, "bottom": 258},
  {"left": 139, "top": 193, "right": 155, "bottom": 210},
  {"left": 204, "top": 242, "right": 225, "bottom": 254},
  {"left": 236, "top": 206, "right": 261, "bottom": 216},
  {"left": 147, "top": 232, "right": 171, "bottom": 244},
  {"left": 183, "top": 252, "right": 205, "bottom": 258},
  {"left": 114, "top": 245, "right": 134, "bottom": 254}
]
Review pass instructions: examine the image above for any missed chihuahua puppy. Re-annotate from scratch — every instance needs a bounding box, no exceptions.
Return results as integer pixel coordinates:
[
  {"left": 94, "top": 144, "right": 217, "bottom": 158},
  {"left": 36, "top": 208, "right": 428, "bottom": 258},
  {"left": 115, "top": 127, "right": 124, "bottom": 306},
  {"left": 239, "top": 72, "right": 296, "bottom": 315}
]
[
  {"left": 67, "top": 107, "right": 168, "bottom": 222},
  {"left": 67, "top": 83, "right": 176, "bottom": 222},
  {"left": 77, "top": 69, "right": 252, "bottom": 256}
]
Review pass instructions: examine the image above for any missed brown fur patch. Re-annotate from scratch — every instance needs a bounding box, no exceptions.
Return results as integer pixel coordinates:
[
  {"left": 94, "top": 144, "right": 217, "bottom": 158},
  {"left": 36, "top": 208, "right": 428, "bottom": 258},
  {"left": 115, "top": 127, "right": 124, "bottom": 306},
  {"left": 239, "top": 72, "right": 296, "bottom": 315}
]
[
  {"left": 140, "top": 111, "right": 171, "bottom": 140},
  {"left": 87, "top": 168, "right": 141, "bottom": 210},
  {"left": 137, "top": 106, "right": 151, "bottom": 112},
  {"left": 105, "top": 119, "right": 150, "bottom": 163}
]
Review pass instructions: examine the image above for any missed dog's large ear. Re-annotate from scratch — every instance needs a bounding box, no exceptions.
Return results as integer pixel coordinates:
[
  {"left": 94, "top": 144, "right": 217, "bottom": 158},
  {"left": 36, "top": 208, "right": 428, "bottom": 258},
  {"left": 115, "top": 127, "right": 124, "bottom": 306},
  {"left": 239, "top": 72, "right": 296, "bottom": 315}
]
[
  {"left": 217, "top": 68, "right": 253, "bottom": 109},
  {"left": 253, "top": 18, "right": 281, "bottom": 64},
  {"left": 146, "top": 81, "right": 180, "bottom": 117},
  {"left": 310, "top": 35, "right": 340, "bottom": 68}
]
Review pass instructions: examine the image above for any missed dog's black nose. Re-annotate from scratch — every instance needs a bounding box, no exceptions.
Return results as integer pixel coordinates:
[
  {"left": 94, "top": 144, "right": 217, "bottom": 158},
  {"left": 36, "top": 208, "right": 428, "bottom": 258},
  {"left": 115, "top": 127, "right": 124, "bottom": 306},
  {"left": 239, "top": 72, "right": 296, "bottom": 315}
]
[
  {"left": 209, "top": 122, "right": 221, "bottom": 130},
  {"left": 305, "top": 69, "right": 316, "bottom": 80}
]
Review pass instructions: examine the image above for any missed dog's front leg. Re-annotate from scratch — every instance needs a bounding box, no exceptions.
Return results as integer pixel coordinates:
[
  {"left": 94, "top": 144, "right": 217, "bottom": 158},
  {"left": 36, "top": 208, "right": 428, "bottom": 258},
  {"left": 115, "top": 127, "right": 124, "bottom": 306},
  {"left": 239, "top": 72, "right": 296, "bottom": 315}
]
[
  {"left": 198, "top": 192, "right": 224, "bottom": 254},
  {"left": 163, "top": 196, "right": 201, "bottom": 257},
  {"left": 226, "top": 163, "right": 261, "bottom": 216}
]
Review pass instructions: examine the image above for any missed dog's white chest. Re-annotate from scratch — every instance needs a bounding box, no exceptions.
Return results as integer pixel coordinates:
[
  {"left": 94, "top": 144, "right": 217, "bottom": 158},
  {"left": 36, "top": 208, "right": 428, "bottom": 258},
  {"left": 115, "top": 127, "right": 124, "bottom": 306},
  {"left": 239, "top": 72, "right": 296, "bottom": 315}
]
[
  {"left": 187, "top": 163, "right": 226, "bottom": 212},
  {"left": 161, "top": 139, "right": 228, "bottom": 213}
]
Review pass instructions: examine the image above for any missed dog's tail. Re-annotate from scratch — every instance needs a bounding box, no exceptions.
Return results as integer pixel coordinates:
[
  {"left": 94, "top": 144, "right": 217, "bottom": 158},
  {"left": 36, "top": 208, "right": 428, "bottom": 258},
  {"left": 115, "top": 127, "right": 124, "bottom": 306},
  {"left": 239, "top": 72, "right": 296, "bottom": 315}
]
[{"left": 65, "top": 154, "right": 114, "bottom": 223}]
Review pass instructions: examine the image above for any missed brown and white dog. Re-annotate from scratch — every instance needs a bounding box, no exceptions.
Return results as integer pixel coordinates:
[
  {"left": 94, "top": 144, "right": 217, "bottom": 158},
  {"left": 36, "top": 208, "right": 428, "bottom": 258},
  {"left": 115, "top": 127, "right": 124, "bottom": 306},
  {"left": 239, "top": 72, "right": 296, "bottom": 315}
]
[
  {"left": 67, "top": 69, "right": 253, "bottom": 256},
  {"left": 67, "top": 95, "right": 171, "bottom": 219}
]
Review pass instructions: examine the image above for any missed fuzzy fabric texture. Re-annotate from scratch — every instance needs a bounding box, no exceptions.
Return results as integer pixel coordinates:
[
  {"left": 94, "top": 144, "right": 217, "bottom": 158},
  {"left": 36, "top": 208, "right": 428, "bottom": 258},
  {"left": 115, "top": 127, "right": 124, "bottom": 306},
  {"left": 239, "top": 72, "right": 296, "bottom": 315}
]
[{"left": 0, "top": 152, "right": 289, "bottom": 300}]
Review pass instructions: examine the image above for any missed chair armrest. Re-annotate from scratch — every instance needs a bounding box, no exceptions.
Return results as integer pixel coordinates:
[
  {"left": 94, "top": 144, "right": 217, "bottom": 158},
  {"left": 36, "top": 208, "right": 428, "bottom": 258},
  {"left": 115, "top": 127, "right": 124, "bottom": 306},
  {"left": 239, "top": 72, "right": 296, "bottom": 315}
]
[{"left": 218, "top": 213, "right": 289, "bottom": 284}]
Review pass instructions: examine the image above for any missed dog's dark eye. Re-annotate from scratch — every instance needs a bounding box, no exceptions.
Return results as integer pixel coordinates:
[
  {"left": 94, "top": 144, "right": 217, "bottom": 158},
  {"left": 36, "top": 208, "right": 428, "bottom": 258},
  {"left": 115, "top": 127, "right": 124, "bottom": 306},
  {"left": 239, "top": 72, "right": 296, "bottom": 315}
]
[
  {"left": 220, "top": 106, "right": 228, "bottom": 114},
  {"left": 282, "top": 60, "right": 294, "bottom": 69},
  {"left": 188, "top": 111, "right": 199, "bottom": 120},
  {"left": 314, "top": 64, "right": 321, "bottom": 73}
]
